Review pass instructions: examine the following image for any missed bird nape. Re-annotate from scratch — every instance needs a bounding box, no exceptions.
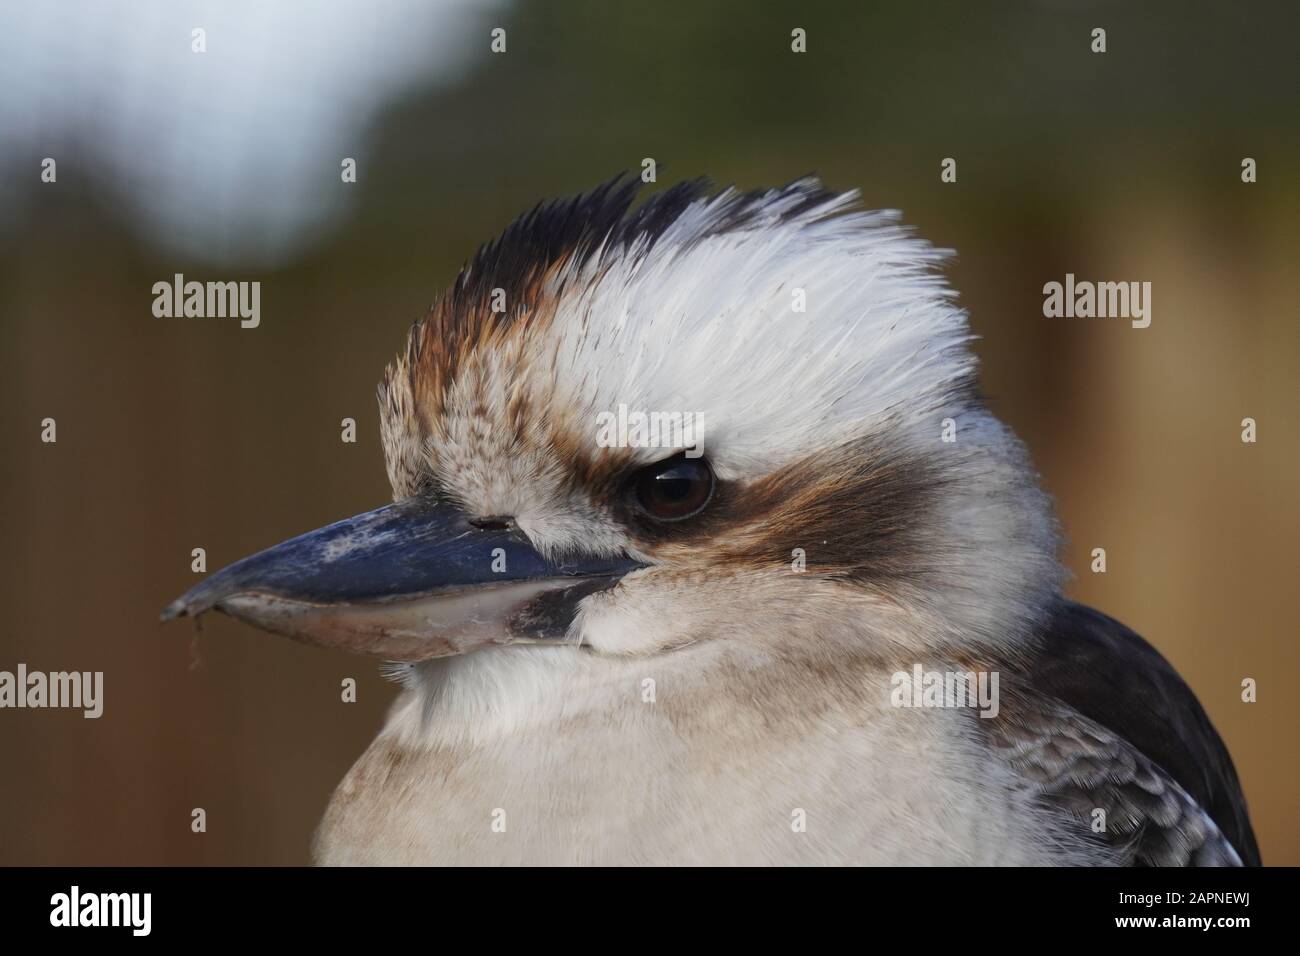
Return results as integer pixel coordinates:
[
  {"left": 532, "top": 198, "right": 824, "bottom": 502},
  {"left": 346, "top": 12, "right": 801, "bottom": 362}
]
[{"left": 163, "top": 174, "right": 1258, "bottom": 867}]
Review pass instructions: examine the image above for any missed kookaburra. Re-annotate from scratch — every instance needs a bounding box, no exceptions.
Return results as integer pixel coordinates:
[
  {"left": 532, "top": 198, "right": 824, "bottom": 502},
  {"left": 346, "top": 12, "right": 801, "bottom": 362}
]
[{"left": 164, "top": 177, "right": 1258, "bottom": 866}]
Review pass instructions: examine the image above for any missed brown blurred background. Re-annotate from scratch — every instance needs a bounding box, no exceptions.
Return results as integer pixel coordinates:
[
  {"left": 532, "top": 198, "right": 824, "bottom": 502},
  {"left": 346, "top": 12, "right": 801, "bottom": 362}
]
[{"left": 1, "top": 0, "right": 1296, "bottom": 865}]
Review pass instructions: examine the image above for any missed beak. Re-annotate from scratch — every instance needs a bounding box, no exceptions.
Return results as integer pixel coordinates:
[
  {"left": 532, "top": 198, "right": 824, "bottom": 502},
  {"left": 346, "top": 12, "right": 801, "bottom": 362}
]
[{"left": 161, "top": 497, "right": 644, "bottom": 661}]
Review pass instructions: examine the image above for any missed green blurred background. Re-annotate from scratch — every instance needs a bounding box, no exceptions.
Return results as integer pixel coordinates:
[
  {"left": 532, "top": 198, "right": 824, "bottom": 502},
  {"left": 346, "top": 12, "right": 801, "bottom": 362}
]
[{"left": 1, "top": 0, "right": 1296, "bottom": 865}]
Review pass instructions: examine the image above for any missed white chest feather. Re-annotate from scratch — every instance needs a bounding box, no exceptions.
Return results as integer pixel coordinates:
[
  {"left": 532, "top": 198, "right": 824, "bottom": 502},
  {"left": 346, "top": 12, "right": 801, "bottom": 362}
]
[{"left": 315, "top": 645, "right": 1075, "bottom": 866}]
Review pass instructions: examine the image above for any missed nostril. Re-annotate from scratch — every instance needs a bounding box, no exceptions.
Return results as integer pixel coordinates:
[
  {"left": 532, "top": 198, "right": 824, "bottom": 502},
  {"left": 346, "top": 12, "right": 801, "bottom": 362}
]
[{"left": 468, "top": 515, "right": 515, "bottom": 532}]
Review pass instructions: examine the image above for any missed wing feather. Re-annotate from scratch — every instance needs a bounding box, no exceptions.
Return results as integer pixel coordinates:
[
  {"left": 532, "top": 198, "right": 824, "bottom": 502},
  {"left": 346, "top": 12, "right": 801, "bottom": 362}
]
[{"left": 985, "top": 600, "right": 1258, "bottom": 865}]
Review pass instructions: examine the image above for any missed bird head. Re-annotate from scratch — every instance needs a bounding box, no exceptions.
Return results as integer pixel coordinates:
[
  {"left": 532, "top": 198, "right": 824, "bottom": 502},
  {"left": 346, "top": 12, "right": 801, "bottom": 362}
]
[{"left": 163, "top": 177, "right": 1062, "bottom": 665}]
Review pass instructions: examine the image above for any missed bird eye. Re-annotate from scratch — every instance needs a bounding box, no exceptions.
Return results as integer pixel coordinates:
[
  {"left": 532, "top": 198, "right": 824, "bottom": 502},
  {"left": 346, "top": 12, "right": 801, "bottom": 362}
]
[{"left": 630, "top": 455, "right": 714, "bottom": 522}]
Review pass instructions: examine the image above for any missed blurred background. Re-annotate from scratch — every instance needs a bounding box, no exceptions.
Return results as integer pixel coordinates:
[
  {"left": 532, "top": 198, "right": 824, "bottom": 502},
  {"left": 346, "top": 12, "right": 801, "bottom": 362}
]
[{"left": 1, "top": 0, "right": 1296, "bottom": 865}]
